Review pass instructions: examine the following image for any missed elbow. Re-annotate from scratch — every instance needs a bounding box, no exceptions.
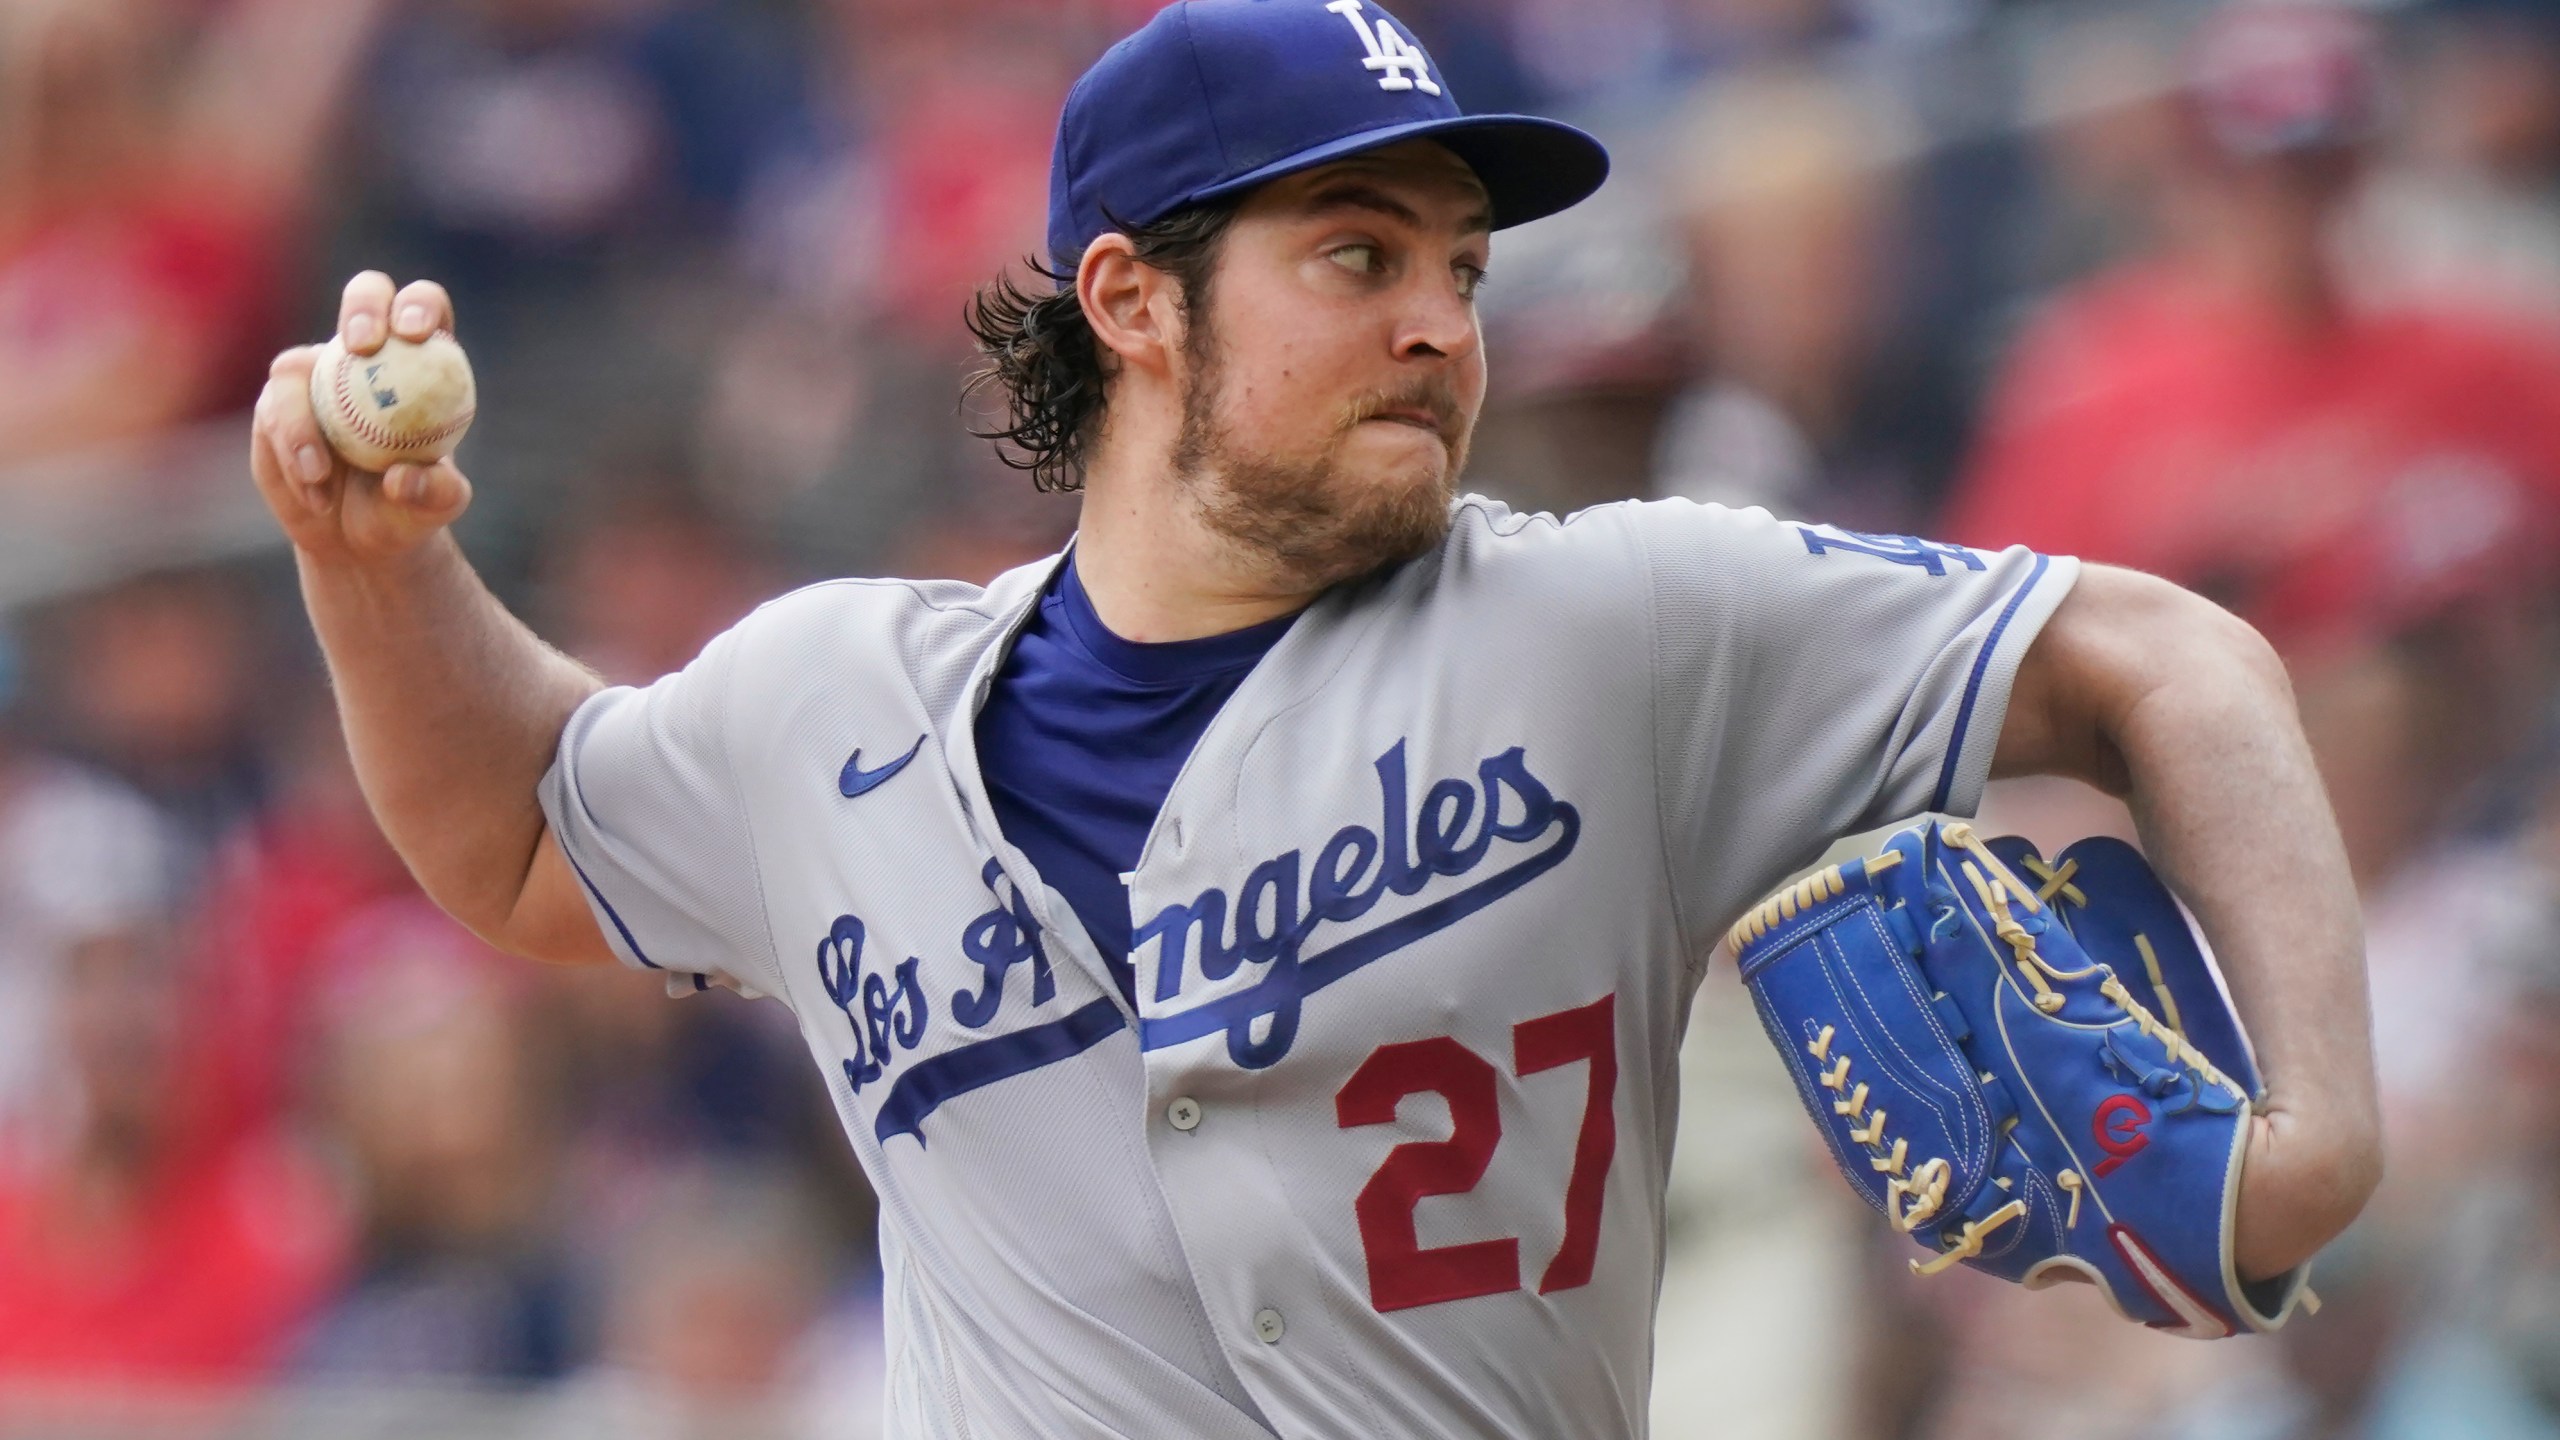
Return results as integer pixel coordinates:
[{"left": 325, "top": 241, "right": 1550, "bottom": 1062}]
[
  {"left": 2008, "top": 567, "right": 2299, "bottom": 792},
  {"left": 464, "top": 905, "right": 614, "bottom": 968},
  {"left": 2335, "top": 1098, "right": 2386, "bottom": 1217},
  {"left": 2106, "top": 566, "right": 2292, "bottom": 699},
  {"left": 2305, "top": 1109, "right": 2385, "bottom": 1240},
  {"left": 489, "top": 828, "right": 617, "bottom": 967},
  {"left": 2239, "top": 1094, "right": 2385, "bottom": 1281},
  {"left": 396, "top": 830, "right": 613, "bottom": 968},
  {"left": 2345, "top": 1131, "right": 2386, "bottom": 1221},
  {"left": 2074, "top": 568, "right": 2299, "bottom": 743},
  {"left": 2305, "top": 1116, "right": 2386, "bottom": 1270},
  {"left": 2198, "top": 595, "right": 2292, "bottom": 705},
  {"left": 428, "top": 892, "right": 584, "bottom": 967}
]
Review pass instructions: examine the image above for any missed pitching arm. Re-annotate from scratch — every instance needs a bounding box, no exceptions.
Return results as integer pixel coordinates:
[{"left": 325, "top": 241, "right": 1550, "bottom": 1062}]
[
  {"left": 1991, "top": 563, "right": 2380, "bottom": 1280},
  {"left": 250, "top": 271, "right": 611, "bottom": 965}
]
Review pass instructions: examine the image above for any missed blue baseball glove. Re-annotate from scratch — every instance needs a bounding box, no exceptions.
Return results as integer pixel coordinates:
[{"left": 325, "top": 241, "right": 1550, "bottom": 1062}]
[{"left": 1727, "top": 819, "right": 2316, "bottom": 1337}]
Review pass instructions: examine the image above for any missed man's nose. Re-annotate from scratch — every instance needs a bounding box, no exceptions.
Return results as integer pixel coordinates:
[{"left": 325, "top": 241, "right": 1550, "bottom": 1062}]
[{"left": 1392, "top": 277, "right": 1481, "bottom": 364}]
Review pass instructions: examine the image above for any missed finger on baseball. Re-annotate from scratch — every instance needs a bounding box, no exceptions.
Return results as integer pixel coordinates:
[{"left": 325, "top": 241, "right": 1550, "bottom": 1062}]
[
  {"left": 267, "top": 428, "right": 334, "bottom": 513},
  {"left": 268, "top": 344, "right": 317, "bottom": 381},
  {"left": 260, "top": 414, "right": 338, "bottom": 513},
  {"left": 249, "top": 388, "right": 331, "bottom": 517},
  {"left": 254, "top": 367, "right": 336, "bottom": 489},
  {"left": 383, "top": 459, "right": 470, "bottom": 519},
  {"left": 391, "top": 279, "right": 453, "bottom": 341},
  {"left": 340, "top": 270, "right": 395, "bottom": 354}
]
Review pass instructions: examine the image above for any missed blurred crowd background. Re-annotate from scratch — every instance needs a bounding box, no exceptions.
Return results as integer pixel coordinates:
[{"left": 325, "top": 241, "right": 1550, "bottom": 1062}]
[{"left": 3, "top": 0, "right": 2560, "bottom": 1435}]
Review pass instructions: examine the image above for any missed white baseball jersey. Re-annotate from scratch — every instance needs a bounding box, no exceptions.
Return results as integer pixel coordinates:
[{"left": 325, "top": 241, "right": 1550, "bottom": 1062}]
[{"left": 540, "top": 496, "right": 2077, "bottom": 1438}]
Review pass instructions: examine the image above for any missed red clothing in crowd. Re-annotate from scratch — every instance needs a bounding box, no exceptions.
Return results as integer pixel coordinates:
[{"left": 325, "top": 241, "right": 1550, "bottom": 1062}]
[
  {"left": 180, "top": 813, "right": 416, "bottom": 1152},
  {"left": 0, "top": 812, "right": 390, "bottom": 1390},
  {"left": 0, "top": 180, "right": 289, "bottom": 467},
  {"left": 1945, "top": 262, "right": 2560, "bottom": 652},
  {"left": 0, "top": 1131, "right": 346, "bottom": 1386}
]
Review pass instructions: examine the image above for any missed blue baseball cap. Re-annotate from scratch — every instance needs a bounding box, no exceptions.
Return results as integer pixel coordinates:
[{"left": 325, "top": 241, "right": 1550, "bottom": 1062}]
[{"left": 1046, "top": 0, "right": 1609, "bottom": 269}]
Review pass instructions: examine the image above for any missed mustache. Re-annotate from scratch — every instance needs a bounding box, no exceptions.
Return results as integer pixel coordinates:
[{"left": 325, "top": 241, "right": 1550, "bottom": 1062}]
[{"left": 1340, "top": 381, "right": 1467, "bottom": 440}]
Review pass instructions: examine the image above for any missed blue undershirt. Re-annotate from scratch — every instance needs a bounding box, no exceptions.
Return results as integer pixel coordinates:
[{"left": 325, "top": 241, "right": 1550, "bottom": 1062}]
[{"left": 975, "top": 554, "right": 1298, "bottom": 1002}]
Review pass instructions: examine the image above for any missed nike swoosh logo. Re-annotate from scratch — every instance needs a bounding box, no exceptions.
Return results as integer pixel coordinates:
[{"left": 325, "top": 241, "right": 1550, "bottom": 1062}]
[{"left": 839, "top": 734, "right": 927, "bottom": 798}]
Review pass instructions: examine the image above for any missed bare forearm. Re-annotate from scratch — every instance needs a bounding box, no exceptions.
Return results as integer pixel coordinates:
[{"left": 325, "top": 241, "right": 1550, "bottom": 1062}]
[
  {"left": 254, "top": 274, "right": 614, "bottom": 964},
  {"left": 302, "top": 533, "right": 600, "bottom": 935},
  {"left": 2119, "top": 628, "right": 2377, "bottom": 1266},
  {"left": 2006, "top": 569, "right": 2382, "bottom": 1279}
]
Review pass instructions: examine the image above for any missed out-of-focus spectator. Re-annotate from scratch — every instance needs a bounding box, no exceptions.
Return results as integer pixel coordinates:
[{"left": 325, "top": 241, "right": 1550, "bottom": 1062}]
[
  {"left": 1507, "top": 0, "right": 1857, "bottom": 106},
  {"left": 179, "top": 693, "right": 417, "bottom": 1153},
  {"left": 817, "top": 0, "right": 1075, "bottom": 343},
  {"left": 701, "top": 0, "right": 1088, "bottom": 566},
  {"left": 329, "top": 0, "right": 824, "bottom": 564},
  {"left": 294, "top": 901, "right": 579, "bottom": 1383},
  {"left": 1652, "top": 64, "right": 1966, "bottom": 527},
  {"left": 348, "top": 0, "right": 816, "bottom": 296},
  {"left": 0, "top": 0, "right": 391, "bottom": 468},
  {"left": 0, "top": 921, "right": 348, "bottom": 1390},
  {"left": 2013, "top": 11, "right": 2186, "bottom": 308},
  {"left": 554, "top": 1163, "right": 872, "bottom": 1440},
  {"left": 2349, "top": 1, "right": 2560, "bottom": 317},
  {"left": 0, "top": 740, "right": 180, "bottom": 1134},
  {"left": 21, "top": 569, "right": 274, "bottom": 869},
  {"left": 537, "top": 486, "right": 772, "bottom": 685},
  {"left": 1948, "top": 0, "right": 2560, "bottom": 885}
]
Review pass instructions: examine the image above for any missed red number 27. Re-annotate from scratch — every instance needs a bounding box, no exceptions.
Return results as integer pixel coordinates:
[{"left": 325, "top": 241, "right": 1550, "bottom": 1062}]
[{"left": 1333, "top": 993, "right": 1618, "bottom": 1314}]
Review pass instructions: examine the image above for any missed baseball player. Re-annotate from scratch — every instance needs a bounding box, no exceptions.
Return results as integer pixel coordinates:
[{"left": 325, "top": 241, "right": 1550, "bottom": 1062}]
[{"left": 246, "top": 2, "right": 2380, "bottom": 1434}]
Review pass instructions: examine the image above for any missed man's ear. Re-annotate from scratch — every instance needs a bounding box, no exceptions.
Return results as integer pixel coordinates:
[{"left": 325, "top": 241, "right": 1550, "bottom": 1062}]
[{"left": 1078, "top": 234, "right": 1179, "bottom": 377}]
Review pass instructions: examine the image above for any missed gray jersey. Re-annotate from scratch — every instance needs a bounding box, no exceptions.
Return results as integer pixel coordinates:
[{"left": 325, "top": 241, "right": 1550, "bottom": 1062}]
[{"left": 540, "top": 496, "right": 2077, "bottom": 1438}]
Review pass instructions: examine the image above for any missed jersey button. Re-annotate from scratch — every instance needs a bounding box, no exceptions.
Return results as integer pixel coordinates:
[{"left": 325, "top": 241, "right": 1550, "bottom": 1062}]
[
  {"left": 1253, "top": 1308, "right": 1285, "bottom": 1344},
  {"left": 1166, "top": 1097, "right": 1203, "bottom": 1132}
]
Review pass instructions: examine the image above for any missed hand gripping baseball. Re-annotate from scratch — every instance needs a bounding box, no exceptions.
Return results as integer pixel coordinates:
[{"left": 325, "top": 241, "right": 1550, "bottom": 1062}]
[{"left": 250, "top": 273, "right": 475, "bottom": 561}]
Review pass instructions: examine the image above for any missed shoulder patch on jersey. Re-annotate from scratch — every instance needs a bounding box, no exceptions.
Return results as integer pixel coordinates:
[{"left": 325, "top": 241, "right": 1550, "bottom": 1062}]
[{"left": 1793, "top": 525, "right": 1989, "bottom": 575}]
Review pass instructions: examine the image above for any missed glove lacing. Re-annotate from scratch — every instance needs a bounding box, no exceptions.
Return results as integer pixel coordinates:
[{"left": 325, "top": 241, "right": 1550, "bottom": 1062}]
[{"left": 1941, "top": 824, "right": 2242, "bottom": 1103}]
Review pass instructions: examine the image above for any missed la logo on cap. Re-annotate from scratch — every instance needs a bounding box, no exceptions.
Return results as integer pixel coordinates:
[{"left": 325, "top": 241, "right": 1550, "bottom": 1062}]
[
  {"left": 1326, "top": 0, "right": 1440, "bottom": 95},
  {"left": 1039, "top": 0, "right": 1607, "bottom": 268}
]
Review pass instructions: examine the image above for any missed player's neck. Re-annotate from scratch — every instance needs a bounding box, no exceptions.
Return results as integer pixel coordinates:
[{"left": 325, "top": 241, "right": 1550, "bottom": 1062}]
[{"left": 1070, "top": 468, "right": 1320, "bottom": 644}]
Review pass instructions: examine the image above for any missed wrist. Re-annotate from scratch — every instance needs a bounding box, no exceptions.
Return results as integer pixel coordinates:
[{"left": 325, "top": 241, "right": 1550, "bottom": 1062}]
[{"left": 294, "top": 528, "right": 461, "bottom": 590}]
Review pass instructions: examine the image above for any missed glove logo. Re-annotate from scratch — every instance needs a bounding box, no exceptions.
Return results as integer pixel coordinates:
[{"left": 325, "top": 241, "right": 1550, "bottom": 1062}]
[{"left": 2092, "top": 1093, "right": 2153, "bottom": 1177}]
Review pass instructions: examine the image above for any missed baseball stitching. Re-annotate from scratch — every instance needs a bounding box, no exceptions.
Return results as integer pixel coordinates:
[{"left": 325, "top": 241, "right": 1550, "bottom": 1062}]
[{"left": 326, "top": 341, "right": 475, "bottom": 457}]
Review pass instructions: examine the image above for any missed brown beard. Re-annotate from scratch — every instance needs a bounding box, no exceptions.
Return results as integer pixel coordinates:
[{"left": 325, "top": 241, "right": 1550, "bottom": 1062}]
[{"left": 1170, "top": 312, "right": 1468, "bottom": 592}]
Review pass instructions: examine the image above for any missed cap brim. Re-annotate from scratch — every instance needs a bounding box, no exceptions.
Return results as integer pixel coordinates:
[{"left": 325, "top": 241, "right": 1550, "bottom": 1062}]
[{"left": 1190, "top": 113, "right": 1609, "bottom": 231}]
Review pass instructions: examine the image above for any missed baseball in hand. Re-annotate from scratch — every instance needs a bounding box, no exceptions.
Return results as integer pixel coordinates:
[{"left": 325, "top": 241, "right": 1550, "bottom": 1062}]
[{"left": 308, "top": 330, "right": 478, "bottom": 473}]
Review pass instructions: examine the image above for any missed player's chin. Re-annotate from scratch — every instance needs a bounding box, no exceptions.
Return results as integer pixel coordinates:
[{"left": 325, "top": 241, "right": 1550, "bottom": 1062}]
[
  {"left": 1205, "top": 429, "right": 1459, "bottom": 587},
  {"left": 1341, "top": 428, "right": 1462, "bottom": 503},
  {"left": 1320, "top": 458, "right": 1458, "bottom": 576}
]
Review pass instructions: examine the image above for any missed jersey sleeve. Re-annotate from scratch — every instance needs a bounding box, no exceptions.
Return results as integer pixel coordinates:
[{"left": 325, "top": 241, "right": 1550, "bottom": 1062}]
[
  {"left": 1633, "top": 502, "right": 2080, "bottom": 943},
  {"left": 538, "top": 622, "right": 784, "bottom": 999}
]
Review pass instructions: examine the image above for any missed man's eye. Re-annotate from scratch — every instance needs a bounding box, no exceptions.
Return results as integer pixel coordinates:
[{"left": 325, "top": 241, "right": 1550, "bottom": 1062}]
[
  {"left": 1457, "top": 264, "right": 1489, "bottom": 299},
  {"left": 1328, "top": 244, "right": 1379, "bottom": 275}
]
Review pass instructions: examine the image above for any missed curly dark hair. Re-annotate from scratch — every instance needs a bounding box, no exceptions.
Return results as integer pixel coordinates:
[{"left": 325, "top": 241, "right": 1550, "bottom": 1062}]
[{"left": 963, "top": 200, "right": 1244, "bottom": 493}]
